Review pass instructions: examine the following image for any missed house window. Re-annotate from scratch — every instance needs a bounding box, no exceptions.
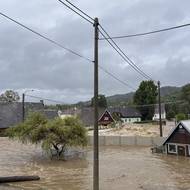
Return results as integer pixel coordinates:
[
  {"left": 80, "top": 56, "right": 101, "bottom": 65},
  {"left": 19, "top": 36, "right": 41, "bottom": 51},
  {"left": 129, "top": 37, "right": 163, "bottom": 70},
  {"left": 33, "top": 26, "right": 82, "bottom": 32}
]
[
  {"left": 104, "top": 117, "right": 109, "bottom": 121},
  {"left": 168, "top": 144, "right": 177, "bottom": 154}
]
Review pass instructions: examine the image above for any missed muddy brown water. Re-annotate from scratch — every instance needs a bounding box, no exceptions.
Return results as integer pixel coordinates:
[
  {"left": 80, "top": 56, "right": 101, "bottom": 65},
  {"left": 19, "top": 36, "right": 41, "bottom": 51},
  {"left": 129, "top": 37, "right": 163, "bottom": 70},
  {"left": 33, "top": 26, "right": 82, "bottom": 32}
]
[{"left": 0, "top": 138, "right": 190, "bottom": 190}]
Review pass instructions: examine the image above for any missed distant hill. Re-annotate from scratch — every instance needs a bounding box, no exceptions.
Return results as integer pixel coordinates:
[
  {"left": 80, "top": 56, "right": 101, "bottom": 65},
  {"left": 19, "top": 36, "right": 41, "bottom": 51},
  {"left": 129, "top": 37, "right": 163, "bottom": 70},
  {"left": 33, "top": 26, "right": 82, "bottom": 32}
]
[
  {"left": 75, "top": 85, "right": 183, "bottom": 107},
  {"left": 106, "top": 92, "right": 134, "bottom": 106},
  {"left": 105, "top": 86, "right": 182, "bottom": 106},
  {"left": 160, "top": 86, "right": 181, "bottom": 97}
]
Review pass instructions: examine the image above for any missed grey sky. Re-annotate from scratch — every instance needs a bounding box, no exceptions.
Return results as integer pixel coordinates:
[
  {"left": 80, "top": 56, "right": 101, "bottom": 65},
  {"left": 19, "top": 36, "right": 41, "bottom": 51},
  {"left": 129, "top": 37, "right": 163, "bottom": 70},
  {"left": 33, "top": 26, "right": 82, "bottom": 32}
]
[{"left": 0, "top": 0, "right": 190, "bottom": 103}]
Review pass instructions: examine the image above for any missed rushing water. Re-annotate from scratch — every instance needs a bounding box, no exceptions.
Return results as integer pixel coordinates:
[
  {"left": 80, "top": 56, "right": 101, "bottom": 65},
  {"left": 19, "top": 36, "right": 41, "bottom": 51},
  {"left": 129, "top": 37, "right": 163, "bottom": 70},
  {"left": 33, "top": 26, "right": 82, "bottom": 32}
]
[{"left": 0, "top": 138, "right": 190, "bottom": 190}]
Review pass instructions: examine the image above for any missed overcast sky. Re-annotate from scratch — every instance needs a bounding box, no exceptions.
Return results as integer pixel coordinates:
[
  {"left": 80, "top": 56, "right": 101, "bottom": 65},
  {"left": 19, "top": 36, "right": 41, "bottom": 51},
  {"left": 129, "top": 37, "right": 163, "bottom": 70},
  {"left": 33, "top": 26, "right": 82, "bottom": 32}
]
[{"left": 0, "top": 0, "right": 190, "bottom": 104}]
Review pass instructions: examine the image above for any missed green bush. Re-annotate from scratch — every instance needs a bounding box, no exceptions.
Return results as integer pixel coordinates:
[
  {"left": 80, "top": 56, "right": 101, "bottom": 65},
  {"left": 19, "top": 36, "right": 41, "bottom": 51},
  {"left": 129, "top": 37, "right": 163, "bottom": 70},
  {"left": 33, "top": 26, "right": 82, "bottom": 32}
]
[{"left": 175, "top": 113, "right": 187, "bottom": 122}]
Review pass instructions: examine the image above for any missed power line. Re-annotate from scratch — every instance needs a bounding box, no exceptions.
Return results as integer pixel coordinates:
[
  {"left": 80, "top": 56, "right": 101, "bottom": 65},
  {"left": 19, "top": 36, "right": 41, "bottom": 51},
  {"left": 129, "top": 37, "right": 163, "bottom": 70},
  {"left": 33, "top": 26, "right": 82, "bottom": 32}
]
[
  {"left": 0, "top": 12, "right": 92, "bottom": 63},
  {"left": 99, "top": 25, "right": 152, "bottom": 80},
  {"left": 57, "top": 0, "right": 94, "bottom": 24},
  {"left": 56, "top": 1, "right": 137, "bottom": 90},
  {"left": 25, "top": 94, "right": 66, "bottom": 104},
  {"left": 99, "top": 25, "right": 153, "bottom": 80},
  {"left": 99, "top": 23, "right": 190, "bottom": 40},
  {"left": 98, "top": 65, "right": 136, "bottom": 91},
  {"left": 59, "top": 0, "right": 94, "bottom": 21},
  {"left": 0, "top": 12, "right": 138, "bottom": 91}
]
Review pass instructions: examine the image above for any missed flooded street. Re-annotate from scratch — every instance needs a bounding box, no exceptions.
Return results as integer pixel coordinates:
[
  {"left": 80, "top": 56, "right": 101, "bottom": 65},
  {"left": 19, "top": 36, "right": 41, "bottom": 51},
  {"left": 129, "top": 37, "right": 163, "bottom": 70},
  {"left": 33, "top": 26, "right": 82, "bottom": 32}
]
[{"left": 0, "top": 138, "right": 190, "bottom": 190}]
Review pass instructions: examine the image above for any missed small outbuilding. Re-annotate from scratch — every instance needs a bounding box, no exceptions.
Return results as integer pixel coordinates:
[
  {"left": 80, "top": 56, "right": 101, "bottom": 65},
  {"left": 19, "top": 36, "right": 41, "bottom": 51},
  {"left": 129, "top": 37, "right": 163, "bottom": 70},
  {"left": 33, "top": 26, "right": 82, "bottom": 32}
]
[{"left": 163, "top": 120, "right": 190, "bottom": 156}]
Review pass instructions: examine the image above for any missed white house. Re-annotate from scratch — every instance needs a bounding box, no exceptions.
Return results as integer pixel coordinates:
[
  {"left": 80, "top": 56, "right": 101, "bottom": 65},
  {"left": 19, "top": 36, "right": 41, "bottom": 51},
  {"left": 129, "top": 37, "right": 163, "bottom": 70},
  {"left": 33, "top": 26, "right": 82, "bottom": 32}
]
[
  {"left": 108, "top": 107, "right": 142, "bottom": 124},
  {"left": 152, "top": 104, "right": 166, "bottom": 121}
]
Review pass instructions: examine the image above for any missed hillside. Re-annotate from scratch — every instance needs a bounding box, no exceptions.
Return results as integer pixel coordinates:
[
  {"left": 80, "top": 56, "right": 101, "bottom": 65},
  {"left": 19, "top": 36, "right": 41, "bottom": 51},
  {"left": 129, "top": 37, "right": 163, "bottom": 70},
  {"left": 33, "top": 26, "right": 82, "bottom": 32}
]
[
  {"left": 74, "top": 85, "right": 183, "bottom": 107},
  {"left": 106, "top": 92, "right": 134, "bottom": 106},
  {"left": 160, "top": 86, "right": 181, "bottom": 97},
  {"left": 105, "top": 86, "right": 181, "bottom": 106}
]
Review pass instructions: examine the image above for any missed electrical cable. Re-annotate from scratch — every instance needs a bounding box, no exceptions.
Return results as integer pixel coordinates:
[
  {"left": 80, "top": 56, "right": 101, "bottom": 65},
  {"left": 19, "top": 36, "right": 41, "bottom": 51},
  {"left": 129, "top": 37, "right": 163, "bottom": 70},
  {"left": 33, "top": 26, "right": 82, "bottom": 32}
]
[
  {"left": 57, "top": 0, "right": 94, "bottom": 24},
  {"left": 99, "top": 23, "right": 190, "bottom": 40},
  {"left": 0, "top": 12, "right": 92, "bottom": 62},
  {"left": 99, "top": 26, "right": 153, "bottom": 80}
]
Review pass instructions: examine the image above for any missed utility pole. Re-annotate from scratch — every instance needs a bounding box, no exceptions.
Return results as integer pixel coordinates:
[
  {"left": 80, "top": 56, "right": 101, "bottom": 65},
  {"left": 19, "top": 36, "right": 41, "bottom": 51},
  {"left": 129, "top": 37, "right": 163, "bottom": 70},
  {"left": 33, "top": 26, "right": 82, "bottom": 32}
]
[
  {"left": 158, "top": 81, "right": 163, "bottom": 137},
  {"left": 93, "top": 17, "right": 99, "bottom": 190},
  {"left": 22, "top": 93, "right": 25, "bottom": 122}
]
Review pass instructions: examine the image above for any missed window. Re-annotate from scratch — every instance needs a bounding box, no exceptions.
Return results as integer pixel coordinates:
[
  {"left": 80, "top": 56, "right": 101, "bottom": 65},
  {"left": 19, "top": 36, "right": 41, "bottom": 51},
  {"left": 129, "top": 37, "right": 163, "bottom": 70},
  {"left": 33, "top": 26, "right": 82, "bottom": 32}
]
[
  {"left": 104, "top": 117, "right": 109, "bottom": 121},
  {"left": 168, "top": 144, "right": 177, "bottom": 154}
]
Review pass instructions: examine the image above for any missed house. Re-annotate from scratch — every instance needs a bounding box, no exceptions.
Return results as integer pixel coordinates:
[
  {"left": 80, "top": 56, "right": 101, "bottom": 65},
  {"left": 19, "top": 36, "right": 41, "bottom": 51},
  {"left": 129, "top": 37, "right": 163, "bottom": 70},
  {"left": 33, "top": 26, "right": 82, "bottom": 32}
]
[
  {"left": 79, "top": 107, "right": 105, "bottom": 127},
  {"left": 58, "top": 107, "right": 80, "bottom": 119},
  {"left": 79, "top": 107, "right": 142, "bottom": 127},
  {"left": 98, "top": 110, "right": 115, "bottom": 126},
  {"left": 162, "top": 120, "right": 190, "bottom": 156},
  {"left": 152, "top": 104, "right": 166, "bottom": 121},
  {"left": 108, "top": 107, "right": 142, "bottom": 124},
  {"left": 43, "top": 109, "right": 59, "bottom": 120}
]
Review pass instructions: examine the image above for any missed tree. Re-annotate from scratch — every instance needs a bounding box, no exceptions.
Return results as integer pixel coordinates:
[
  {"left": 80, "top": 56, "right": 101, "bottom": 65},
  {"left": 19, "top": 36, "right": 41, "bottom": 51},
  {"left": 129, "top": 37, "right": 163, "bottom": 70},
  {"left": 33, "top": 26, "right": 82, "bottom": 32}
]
[
  {"left": 181, "top": 84, "right": 190, "bottom": 104},
  {"left": 91, "top": 94, "right": 107, "bottom": 108},
  {"left": 6, "top": 112, "right": 87, "bottom": 159},
  {"left": 134, "top": 80, "right": 158, "bottom": 120},
  {"left": 0, "top": 90, "right": 20, "bottom": 102},
  {"left": 166, "top": 110, "right": 175, "bottom": 120},
  {"left": 176, "top": 113, "right": 187, "bottom": 122}
]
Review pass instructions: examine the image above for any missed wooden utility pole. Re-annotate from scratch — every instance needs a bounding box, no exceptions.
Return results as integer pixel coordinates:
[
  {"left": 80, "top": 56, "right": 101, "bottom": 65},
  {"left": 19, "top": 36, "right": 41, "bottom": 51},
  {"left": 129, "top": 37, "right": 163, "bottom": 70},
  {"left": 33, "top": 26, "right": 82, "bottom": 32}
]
[
  {"left": 22, "top": 93, "right": 25, "bottom": 122},
  {"left": 158, "top": 81, "right": 163, "bottom": 137},
  {"left": 93, "top": 17, "right": 99, "bottom": 190}
]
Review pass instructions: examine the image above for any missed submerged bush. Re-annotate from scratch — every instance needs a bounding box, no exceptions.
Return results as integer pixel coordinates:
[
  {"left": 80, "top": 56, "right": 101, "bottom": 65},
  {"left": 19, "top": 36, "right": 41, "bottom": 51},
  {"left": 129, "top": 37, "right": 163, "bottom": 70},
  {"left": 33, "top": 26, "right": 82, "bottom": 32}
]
[{"left": 6, "top": 113, "right": 87, "bottom": 159}]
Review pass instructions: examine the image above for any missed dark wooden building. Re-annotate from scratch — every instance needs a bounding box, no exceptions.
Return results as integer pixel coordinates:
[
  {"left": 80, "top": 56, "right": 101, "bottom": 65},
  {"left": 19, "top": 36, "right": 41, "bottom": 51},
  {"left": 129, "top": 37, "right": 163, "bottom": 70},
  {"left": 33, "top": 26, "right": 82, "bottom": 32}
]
[
  {"left": 98, "top": 110, "right": 114, "bottom": 126},
  {"left": 163, "top": 120, "right": 190, "bottom": 156}
]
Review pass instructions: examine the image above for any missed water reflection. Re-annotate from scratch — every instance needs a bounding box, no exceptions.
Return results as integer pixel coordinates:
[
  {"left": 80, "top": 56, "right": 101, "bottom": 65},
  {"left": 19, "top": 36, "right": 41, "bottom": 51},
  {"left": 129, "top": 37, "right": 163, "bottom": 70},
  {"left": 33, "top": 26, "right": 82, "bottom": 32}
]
[{"left": 0, "top": 138, "right": 190, "bottom": 190}]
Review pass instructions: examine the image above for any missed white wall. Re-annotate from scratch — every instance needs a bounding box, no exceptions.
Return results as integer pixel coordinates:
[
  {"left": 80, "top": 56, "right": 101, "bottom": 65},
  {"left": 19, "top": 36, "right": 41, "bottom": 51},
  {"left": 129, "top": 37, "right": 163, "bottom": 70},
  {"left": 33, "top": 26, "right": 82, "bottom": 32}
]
[
  {"left": 121, "top": 117, "right": 141, "bottom": 123},
  {"left": 153, "top": 113, "right": 166, "bottom": 121}
]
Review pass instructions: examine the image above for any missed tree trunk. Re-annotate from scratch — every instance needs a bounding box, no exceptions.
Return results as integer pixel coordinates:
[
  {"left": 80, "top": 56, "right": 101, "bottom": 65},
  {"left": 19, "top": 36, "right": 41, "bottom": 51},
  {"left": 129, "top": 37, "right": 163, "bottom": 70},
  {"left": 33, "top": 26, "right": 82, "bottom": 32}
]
[{"left": 0, "top": 176, "right": 40, "bottom": 183}]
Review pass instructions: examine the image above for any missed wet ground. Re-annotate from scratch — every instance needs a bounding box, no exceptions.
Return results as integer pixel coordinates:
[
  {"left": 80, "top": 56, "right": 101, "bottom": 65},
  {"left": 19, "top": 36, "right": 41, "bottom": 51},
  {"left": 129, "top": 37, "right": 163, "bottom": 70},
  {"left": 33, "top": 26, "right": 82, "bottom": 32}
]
[{"left": 0, "top": 138, "right": 190, "bottom": 190}]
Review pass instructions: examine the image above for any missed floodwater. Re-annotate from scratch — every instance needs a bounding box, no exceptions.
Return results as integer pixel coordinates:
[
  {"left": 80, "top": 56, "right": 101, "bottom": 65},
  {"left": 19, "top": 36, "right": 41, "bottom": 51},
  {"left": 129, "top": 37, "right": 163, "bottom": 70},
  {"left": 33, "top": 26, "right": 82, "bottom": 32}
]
[{"left": 0, "top": 138, "right": 190, "bottom": 190}]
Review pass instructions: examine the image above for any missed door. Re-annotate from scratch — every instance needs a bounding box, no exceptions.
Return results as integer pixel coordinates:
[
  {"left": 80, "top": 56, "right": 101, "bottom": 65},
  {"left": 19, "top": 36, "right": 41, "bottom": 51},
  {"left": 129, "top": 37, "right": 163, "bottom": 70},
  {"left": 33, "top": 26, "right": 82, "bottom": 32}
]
[{"left": 177, "top": 146, "right": 186, "bottom": 156}]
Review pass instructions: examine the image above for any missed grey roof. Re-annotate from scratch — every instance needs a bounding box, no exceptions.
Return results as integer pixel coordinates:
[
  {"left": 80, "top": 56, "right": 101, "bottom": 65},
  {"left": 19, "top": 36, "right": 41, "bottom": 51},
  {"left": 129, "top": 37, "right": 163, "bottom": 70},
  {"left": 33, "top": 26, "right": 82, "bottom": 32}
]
[
  {"left": 79, "top": 107, "right": 105, "bottom": 126},
  {"left": 0, "top": 102, "right": 57, "bottom": 129},
  {"left": 61, "top": 107, "right": 80, "bottom": 115},
  {"left": 43, "top": 110, "right": 58, "bottom": 119},
  {"left": 25, "top": 102, "right": 44, "bottom": 112},
  {"left": 0, "top": 102, "right": 22, "bottom": 129},
  {"left": 107, "top": 107, "right": 142, "bottom": 118},
  {"left": 163, "top": 120, "right": 190, "bottom": 145}
]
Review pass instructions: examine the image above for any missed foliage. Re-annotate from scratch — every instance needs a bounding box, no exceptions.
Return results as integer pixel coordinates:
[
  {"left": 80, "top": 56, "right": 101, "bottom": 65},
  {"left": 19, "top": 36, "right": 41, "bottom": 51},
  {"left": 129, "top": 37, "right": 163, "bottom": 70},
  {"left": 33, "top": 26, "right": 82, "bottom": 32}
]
[
  {"left": 0, "top": 90, "right": 20, "bottom": 102},
  {"left": 109, "top": 121, "right": 122, "bottom": 128},
  {"left": 166, "top": 109, "right": 175, "bottom": 120},
  {"left": 181, "top": 84, "right": 190, "bottom": 104},
  {"left": 133, "top": 80, "right": 158, "bottom": 120},
  {"left": 176, "top": 113, "right": 187, "bottom": 122},
  {"left": 111, "top": 112, "right": 121, "bottom": 121},
  {"left": 6, "top": 113, "right": 87, "bottom": 159},
  {"left": 91, "top": 94, "right": 107, "bottom": 108}
]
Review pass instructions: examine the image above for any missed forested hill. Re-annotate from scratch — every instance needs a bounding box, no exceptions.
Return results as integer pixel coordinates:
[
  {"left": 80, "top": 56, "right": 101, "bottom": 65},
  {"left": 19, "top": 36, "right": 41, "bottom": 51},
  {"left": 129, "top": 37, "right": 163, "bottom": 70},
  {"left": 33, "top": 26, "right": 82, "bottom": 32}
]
[{"left": 105, "top": 86, "right": 181, "bottom": 106}]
